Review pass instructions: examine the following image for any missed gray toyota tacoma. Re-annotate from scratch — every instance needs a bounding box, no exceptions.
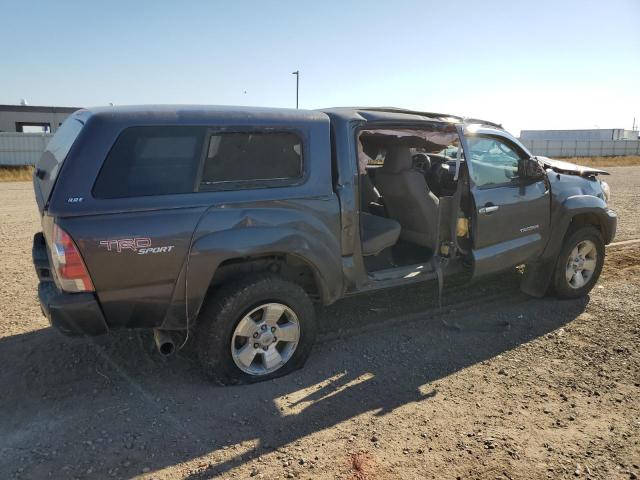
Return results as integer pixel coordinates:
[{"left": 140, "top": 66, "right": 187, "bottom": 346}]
[{"left": 32, "top": 105, "right": 616, "bottom": 384}]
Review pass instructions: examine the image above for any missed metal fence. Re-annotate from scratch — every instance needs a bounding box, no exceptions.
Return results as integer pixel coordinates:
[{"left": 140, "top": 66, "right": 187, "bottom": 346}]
[
  {"left": 520, "top": 139, "right": 640, "bottom": 158},
  {"left": 0, "top": 132, "right": 53, "bottom": 166},
  {"left": 2, "top": 132, "right": 640, "bottom": 166}
]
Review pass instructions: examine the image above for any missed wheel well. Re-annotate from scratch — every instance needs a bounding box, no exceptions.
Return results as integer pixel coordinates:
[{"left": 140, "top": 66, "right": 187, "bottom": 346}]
[
  {"left": 568, "top": 213, "right": 604, "bottom": 236},
  {"left": 209, "top": 254, "right": 322, "bottom": 302}
]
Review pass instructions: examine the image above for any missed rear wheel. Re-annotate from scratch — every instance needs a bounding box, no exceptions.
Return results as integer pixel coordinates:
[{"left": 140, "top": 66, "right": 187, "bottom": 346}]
[
  {"left": 552, "top": 226, "right": 605, "bottom": 298},
  {"left": 196, "top": 274, "right": 316, "bottom": 384}
]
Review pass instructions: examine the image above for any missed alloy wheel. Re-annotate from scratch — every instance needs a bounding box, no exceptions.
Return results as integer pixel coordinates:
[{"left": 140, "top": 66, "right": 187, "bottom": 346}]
[
  {"left": 230, "top": 303, "right": 300, "bottom": 375},
  {"left": 565, "top": 240, "right": 598, "bottom": 289}
]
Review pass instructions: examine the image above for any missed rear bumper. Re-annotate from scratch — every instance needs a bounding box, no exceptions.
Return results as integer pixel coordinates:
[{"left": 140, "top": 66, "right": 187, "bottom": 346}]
[
  {"left": 38, "top": 282, "right": 109, "bottom": 336},
  {"left": 33, "top": 232, "right": 108, "bottom": 336}
]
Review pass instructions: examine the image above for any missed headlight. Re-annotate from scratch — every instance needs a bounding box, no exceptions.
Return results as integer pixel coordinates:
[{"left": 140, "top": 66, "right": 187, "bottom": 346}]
[{"left": 600, "top": 180, "right": 611, "bottom": 202}]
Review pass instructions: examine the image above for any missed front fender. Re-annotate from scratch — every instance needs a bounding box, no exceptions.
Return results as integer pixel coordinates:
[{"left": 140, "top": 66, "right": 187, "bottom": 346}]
[
  {"left": 544, "top": 194, "right": 614, "bottom": 258},
  {"left": 521, "top": 192, "right": 616, "bottom": 297}
]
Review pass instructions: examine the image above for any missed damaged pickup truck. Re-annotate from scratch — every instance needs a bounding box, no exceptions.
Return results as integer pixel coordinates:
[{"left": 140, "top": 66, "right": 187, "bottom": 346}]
[{"left": 32, "top": 105, "right": 616, "bottom": 384}]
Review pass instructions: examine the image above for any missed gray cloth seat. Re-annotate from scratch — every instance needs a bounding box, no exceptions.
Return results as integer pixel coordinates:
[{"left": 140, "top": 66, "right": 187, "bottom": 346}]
[
  {"left": 360, "top": 173, "right": 381, "bottom": 208},
  {"left": 375, "top": 146, "right": 439, "bottom": 249},
  {"left": 360, "top": 212, "right": 401, "bottom": 256},
  {"left": 359, "top": 173, "right": 385, "bottom": 216}
]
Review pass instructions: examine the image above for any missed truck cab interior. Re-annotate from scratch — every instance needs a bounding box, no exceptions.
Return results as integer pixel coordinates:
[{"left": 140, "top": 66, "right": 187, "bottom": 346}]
[{"left": 357, "top": 127, "right": 467, "bottom": 273}]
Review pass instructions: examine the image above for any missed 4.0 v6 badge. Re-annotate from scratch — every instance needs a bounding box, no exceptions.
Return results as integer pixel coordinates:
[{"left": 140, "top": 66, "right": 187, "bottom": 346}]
[{"left": 99, "top": 237, "right": 175, "bottom": 255}]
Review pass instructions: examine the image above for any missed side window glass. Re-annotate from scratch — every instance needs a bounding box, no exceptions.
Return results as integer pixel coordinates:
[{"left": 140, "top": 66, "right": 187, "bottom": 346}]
[
  {"left": 200, "top": 132, "right": 302, "bottom": 188},
  {"left": 93, "top": 126, "right": 205, "bottom": 199},
  {"left": 467, "top": 136, "right": 522, "bottom": 187}
]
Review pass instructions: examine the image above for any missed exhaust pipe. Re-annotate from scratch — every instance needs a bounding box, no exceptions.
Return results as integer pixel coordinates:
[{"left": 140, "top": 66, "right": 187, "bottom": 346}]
[{"left": 153, "top": 329, "right": 176, "bottom": 356}]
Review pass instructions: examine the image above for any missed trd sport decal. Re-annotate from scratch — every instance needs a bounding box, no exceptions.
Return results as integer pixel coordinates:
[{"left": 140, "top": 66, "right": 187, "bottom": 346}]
[{"left": 99, "top": 237, "right": 175, "bottom": 255}]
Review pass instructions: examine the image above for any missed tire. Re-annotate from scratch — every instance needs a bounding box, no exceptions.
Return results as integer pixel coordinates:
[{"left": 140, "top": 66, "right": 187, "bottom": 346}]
[
  {"left": 551, "top": 225, "right": 605, "bottom": 299},
  {"left": 196, "top": 274, "right": 317, "bottom": 385}
]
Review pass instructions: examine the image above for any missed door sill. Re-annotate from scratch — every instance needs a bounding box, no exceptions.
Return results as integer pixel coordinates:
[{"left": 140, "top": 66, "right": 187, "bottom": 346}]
[
  {"left": 344, "top": 257, "right": 468, "bottom": 297},
  {"left": 369, "top": 262, "right": 435, "bottom": 282}
]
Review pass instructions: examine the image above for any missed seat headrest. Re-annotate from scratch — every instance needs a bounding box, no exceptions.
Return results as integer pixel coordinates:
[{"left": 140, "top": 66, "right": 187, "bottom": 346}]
[{"left": 382, "top": 146, "right": 413, "bottom": 173}]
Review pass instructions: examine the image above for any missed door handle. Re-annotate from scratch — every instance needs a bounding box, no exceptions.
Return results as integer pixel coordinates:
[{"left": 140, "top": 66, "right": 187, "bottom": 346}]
[{"left": 478, "top": 205, "right": 499, "bottom": 215}]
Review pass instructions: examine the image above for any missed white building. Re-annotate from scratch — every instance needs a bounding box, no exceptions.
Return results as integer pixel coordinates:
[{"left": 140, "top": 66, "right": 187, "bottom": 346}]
[
  {"left": 520, "top": 128, "right": 639, "bottom": 141},
  {"left": 0, "top": 104, "right": 80, "bottom": 133}
]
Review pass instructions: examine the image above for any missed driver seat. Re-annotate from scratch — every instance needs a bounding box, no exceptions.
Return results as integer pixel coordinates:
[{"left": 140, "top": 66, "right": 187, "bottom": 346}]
[{"left": 375, "top": 146, "right": 440, "bottom": 249}]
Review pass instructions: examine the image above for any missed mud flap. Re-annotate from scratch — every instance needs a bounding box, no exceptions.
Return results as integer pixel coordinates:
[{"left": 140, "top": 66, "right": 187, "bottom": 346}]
[{"left": 520, "top": 259, "right": 555, "bottom": 297}]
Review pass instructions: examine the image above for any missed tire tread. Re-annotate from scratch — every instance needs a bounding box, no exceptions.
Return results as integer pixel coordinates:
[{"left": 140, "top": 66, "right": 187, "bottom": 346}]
[
  {"left": 552, "top": 225, "right": 605, "bottom": 299},
  {"left": 196, "top": 274, "right": 316, "bottom": 384}
]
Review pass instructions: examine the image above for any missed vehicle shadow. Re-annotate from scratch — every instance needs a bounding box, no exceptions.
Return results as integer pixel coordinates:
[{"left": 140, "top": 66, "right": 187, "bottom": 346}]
[{"left": 0, "top": 272, "right": 589, "bottom": 479}]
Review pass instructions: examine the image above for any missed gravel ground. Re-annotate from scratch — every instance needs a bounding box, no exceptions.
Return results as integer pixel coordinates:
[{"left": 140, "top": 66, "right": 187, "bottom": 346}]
[
  {"left": 605, "top": 167, "right": 640, "bottom": 242},
  {"left": 0, "top": 169, "right": 638, "bottom": 480}
]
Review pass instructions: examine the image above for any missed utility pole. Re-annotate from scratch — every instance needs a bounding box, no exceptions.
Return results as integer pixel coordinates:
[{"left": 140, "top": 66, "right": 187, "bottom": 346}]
[{"left": 292, "top": 70, "right": 299, "bottom": 109}]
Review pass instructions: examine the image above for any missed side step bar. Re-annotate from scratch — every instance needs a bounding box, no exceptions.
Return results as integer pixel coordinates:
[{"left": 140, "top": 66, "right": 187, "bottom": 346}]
[{"left": 369, "top": 262, "right": 435, "bottom": 282}]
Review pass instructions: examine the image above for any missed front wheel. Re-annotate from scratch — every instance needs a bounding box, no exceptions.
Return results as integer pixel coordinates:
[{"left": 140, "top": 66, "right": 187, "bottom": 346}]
[
  {"left": 196, "top": 274, "right": 317, "bottom": 384},
  {"left": 552, "top": 226, "right": 605, "bottom": 299}
]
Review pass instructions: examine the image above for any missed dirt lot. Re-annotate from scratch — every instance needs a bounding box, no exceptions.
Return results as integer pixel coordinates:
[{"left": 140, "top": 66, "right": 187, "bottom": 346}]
[{"left": 0, "top": 167, "right": 638, "bottom": 480}]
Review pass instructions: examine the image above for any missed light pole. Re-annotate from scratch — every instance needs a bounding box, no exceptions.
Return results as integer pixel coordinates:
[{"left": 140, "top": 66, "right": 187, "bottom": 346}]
[{"left": 292, "top": 70, "right": 299, "bottom": 109}]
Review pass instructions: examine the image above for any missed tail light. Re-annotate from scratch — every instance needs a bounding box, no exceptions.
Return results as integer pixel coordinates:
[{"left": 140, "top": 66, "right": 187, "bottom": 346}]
[{"left": 50, "top": 223, "right": 94, "bottom": 292}]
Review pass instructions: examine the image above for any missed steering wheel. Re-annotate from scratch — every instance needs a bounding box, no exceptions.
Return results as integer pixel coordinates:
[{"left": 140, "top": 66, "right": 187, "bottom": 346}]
[{"left": 411, "top": 153, "right": 431, "bottom": 173}]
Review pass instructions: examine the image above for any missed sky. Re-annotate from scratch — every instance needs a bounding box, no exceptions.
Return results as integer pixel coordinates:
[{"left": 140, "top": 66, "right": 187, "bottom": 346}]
[{"left": 1, "top": 0, "right": 638, "bottom": 135}]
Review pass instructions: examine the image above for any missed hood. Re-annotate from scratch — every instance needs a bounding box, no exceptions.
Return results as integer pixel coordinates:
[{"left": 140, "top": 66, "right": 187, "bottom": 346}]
[{"left": 536, "top": 156, "right": 609, "bottom": 176}]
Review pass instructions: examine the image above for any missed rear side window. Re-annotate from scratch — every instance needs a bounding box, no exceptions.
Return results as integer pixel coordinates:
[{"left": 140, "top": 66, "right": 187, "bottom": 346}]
[
  {"left": 200, "top": 132, "right": 303, "bottom": 188},
  {"left": 44, "top": 119, "right": 84, "bottom": 165},
  {"left": 93, "top": 126, "right": 205, "bottom": 198},
  {"left": 35, "top": 117, "right": 84, "bottom": 202}
]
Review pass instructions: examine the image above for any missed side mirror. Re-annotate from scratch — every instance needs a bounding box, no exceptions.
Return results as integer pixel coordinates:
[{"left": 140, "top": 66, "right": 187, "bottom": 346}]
[{"left": 518, "top": 157, "right": 545, "bottom": 180}]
